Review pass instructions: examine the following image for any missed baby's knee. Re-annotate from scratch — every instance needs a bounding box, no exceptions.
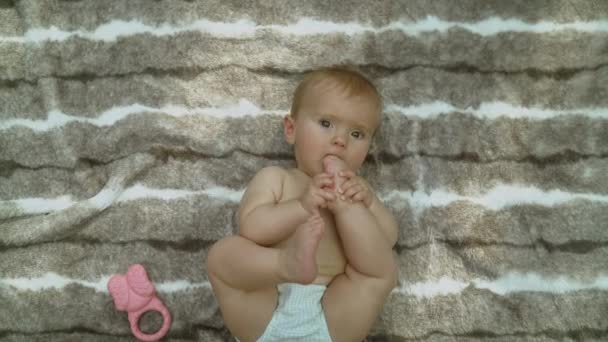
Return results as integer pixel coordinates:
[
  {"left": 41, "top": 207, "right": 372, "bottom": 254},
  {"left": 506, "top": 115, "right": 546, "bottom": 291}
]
[
  {"left": 374, "top": 264, "right": 397, "bottom": 295},
  {"left": 206, "top": 236, "right": 235, "bottom": 273},
  {"left": 205, "top": 242, "right": 220, "bottom": 275},
  {"left": 349, "top": 263, "right": 397, "bottom": 296},
  {"left": 387, "top": 261, "right": 398, "bottom": 290},
  {"left": 375, "top": 261, "right": 399, "bottom": 296},
  {"left": 373, "top": 254, "right": 398, "bottom": 291}
]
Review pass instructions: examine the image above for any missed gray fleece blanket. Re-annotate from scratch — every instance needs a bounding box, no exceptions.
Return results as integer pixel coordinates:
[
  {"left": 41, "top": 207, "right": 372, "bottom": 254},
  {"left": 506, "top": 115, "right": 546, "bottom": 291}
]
[{"left": 1, "top": 1, "right": 607, "bottom": 341}]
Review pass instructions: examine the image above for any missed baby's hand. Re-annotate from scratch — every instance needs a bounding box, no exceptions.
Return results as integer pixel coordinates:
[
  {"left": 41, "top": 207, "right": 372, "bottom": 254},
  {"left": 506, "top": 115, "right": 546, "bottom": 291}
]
[
  {"left": 299, "top": 172, "right": 337, "bottom": 215},
  {"left": 336, "top": 171, "right": 375, "bottom": 208}
]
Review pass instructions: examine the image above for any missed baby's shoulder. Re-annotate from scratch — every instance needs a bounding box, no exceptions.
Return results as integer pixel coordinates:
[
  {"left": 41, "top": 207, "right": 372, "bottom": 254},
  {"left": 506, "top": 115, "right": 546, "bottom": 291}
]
[
  {"left": 254, "top": 165, "right": 288, "bottom": 179},
  {"left": 249, "top": 166, "right": 305, "bottom": 191},
  {"left": 249, "top": 165, "right": 288, "bottom": 189}
]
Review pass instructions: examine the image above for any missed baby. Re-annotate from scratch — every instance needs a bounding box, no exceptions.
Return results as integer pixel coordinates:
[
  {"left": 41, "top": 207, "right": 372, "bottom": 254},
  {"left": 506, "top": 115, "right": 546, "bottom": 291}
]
[{"left": 206, "top": 68, "right": 398, "bottom": 341}]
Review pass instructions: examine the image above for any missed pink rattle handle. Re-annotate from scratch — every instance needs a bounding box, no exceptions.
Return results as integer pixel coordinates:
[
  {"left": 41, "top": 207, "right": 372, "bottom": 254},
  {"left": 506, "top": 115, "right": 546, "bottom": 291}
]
[
  {"left": 108, "top": 264, "right": 172, "bottom": 342},
  {"left": 128, "top": 297, "right": 172, "bottom": 342}
]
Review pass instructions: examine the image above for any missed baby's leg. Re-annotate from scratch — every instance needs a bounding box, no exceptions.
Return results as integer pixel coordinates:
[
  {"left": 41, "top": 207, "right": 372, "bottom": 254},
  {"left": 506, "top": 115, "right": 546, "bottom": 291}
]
[
  {"left": 206, "top": 214, "right": 324, "bottom": 342},
  {"left": 323, "top": 263, "right": 397, "bottom": 342},
  {"left": 321, "top": 156, "right": 397, "bottom": 341},
  {"left": 322, "top": 203, "right": 397, "bottom": 341}
]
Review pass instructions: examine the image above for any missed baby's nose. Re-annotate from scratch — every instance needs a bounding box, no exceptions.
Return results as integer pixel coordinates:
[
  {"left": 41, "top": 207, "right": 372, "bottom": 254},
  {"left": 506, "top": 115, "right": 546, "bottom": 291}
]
[
  {"left": 331, "top": 131, "right": 347, "bottom": 146},
  {"left": 332, "top": 136, "right": 346, "bottom": 147}
]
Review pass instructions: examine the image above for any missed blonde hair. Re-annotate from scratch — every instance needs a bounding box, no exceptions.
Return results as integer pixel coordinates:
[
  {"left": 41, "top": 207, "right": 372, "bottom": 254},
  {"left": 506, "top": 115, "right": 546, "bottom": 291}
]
[{"left": 290, "top": 67, "right": 382, "bottom": 119}]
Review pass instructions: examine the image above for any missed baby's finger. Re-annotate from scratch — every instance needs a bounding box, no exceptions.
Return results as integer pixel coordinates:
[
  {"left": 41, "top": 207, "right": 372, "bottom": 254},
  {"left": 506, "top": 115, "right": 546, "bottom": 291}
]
[
  {"left": 338, "top": 170, "right": 356, "bottom": 179},
  {"left": 318, "top": 178, "right": 335, "bottom": 188},
  {"left": 353, "top": 192, "right": 365, "bottom": 201},
  {"left": 338, "top": 179, "right": 357, "bottom": 194},
  {"left": 314, "top": 173, "right": 334, "bottom": 185},
  {"left": 318, "top": 189, "right": 337, "bottom": 201},
  {"left": 344, "top": 185, "right": 364, "bottom": 199},
  {"left": 314, "top": 177, "right": 334, "bottom": 188},
  {"left": 344, "top": 190, "right": 363, "bottom": 203},
  {"left": 315, "top": 172, "right": 334, "bottom": 179}
]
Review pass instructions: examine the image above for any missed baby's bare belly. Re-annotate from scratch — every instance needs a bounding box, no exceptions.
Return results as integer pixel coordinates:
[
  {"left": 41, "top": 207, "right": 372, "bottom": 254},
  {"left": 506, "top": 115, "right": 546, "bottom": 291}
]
[{"left": 313, "top": 245, "right": 347, "bottom": 284}]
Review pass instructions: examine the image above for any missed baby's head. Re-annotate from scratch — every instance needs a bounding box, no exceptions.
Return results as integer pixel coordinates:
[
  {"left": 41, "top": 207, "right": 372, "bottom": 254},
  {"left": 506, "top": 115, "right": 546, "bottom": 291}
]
[{"left": 284, "top": 67, "right": 382, "bottom": 176}]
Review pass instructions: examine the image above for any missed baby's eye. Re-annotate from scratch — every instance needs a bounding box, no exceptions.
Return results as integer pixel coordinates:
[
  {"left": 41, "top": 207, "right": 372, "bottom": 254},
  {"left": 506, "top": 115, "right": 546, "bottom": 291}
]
[
  {"left": 320, "top": 119, "right": 331, "bottom": 128},
  {"left": 351, "top": 131, "right": 364, "bottom": 139}
]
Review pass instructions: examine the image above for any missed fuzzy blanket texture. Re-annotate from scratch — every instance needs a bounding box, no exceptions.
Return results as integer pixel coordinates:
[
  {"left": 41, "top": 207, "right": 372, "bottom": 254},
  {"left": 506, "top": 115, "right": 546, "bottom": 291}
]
[{"left": 1, "top": 1, "right": 607, "bottom": 341}]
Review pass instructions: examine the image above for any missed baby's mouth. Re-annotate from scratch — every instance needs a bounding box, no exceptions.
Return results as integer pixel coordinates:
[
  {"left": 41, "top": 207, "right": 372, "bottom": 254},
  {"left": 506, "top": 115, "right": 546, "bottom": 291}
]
[
  {"left": 323, "top": 155, "right": 348, "bottom": 173},
  {"left": 323, "top": 154, "right": 340, "bottom": 169}
]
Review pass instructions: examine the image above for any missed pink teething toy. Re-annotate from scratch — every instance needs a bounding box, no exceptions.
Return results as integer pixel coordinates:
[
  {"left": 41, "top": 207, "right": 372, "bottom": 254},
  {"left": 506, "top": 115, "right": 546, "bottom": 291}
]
[{"left": 108, "top": 264, "right": 172, "bottom": 341}]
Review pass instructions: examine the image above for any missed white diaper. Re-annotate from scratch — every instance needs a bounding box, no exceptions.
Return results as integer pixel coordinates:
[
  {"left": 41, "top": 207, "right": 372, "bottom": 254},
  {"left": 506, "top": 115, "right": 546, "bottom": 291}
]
[{"left": 256, "top": 283, "right": 332, "bottom": 341}]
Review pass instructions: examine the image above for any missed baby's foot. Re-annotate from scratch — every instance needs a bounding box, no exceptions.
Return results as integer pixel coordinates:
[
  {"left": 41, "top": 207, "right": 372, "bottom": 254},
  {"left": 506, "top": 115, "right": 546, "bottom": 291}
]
[
  {"left": 281, "top": 214, "right": 324, "bottom": 284},
  {"left": 322, "top": 155, "right": 349, "bottom": 190}
]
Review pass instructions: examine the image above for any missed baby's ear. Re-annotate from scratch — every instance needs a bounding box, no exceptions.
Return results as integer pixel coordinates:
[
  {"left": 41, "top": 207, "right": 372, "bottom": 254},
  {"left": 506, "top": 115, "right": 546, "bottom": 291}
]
[{"left": 283, "top": 114, "right": 296, "bottom": 145}]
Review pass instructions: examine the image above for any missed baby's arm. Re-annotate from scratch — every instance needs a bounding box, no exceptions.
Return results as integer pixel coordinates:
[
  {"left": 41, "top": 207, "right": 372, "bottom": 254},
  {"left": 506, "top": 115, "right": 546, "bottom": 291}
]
[
  {"left": 237, "top": 166, "right": 336, "bottom": 246},
  {"left": 237, "top": 166, "right": 310, "bottom": 246}
]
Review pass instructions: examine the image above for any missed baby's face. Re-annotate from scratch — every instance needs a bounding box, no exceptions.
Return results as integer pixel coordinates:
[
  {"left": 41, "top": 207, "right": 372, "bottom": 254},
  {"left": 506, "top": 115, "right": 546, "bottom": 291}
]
[{"left": 285, "top": 85, "right": 380, "bottom": 177}]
